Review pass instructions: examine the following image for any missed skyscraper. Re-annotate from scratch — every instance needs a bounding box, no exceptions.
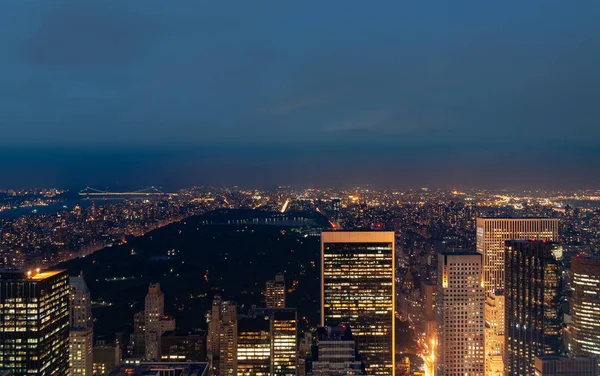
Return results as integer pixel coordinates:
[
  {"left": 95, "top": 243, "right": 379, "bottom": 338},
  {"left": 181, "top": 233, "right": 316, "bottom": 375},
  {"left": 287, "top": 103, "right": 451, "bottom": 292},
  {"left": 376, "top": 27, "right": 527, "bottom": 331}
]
[
  {"left": 236, "top": 307, "right": 297, "bottom": 376},
  {"left": 476, "top": 217, "right": 558, "bottom": 374},
  {"left": 207, "top": 296, "right": 237, "bottom": 376},
  {"left": 571, "top": 255, "right": 600, "bottom": 359},
  {"left": 505, "top": 240, "right": 562, "bottom": 376},
  {"left": 70, "top": 276, "right": 94, "bottom": 376},
  {"left": 266, "top": 273, "right": 286, "bottom": 308},
  {"left": 484, "top": 292, "right": 505, "bottom": 376},
  {"left": 271, "top": 309, "right": 297, "bottom": 376},
  {"left": 131, "top": 311, "right": 146, "bottom": 357},
  {"left": 237, "top": 314, "right": 271, "bottom": 376},
  {"left": 436, "top": 252, "right": 485, "bottom": 376},
  {"left": 0, "top": 269, "right": 70, "bottom": 376},
  {"left": 145, "top": 283, "right": 165, "bottom": 360},
  {"left": 321, "top": 231, "right": 395, "bottom": 376},
  {"left": 476, "top": 218, "right": 559, "bottom": 294}
]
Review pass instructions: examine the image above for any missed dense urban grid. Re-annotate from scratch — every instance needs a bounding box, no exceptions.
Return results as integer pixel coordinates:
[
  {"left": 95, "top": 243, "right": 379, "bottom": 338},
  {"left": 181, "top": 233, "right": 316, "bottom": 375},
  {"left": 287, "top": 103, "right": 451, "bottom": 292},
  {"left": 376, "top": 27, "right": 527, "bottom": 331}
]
[{"left": 1, "top": 186, "right": 600, "bottom": 376}]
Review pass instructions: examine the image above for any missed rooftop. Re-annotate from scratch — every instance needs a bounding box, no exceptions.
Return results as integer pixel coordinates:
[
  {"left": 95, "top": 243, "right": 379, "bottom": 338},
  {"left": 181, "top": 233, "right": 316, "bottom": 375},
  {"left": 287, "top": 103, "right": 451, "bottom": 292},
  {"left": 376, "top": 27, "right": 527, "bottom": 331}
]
[{"left": 109, "top": 362, "right": 208, "bottom": 376}]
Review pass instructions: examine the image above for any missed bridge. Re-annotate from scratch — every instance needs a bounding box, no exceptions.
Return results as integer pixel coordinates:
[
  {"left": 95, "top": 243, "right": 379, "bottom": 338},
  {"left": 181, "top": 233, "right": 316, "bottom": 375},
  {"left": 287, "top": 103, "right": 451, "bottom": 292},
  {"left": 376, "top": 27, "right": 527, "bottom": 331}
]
[{"left": 78, "top": 186, "right": 177, "bottom": 197}]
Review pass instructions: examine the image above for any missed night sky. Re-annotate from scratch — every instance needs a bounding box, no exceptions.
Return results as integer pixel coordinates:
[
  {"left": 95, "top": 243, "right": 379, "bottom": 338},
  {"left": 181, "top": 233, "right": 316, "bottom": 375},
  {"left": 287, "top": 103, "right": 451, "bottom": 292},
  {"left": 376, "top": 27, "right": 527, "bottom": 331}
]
[{"left": 1, "top": 1, "right": 599, "bottom": 189}]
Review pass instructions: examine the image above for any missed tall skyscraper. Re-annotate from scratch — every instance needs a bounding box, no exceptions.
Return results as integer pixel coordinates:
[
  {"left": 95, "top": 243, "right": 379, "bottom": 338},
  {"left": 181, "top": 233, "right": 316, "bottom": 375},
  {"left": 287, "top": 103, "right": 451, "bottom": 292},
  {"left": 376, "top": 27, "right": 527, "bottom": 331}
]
[
  {"left": 266, "top": 273, "right": 286, "bottom": 308},
  {"left": 145, "top": 283, "right": 165, "bottom": 360},
  {"left": 476, "top": 218, "right": 559, "bottom": 294},
  {"left": 0, "top": 269, "right": 70, "bottom": 376},
  {"left": 207, "top": 296, "right": 237, "bottom": 376},
  {"left": 571, "top": 255, "right": 600, "bottom": 359},
  {"left": 321, "top": 231, "right": 395, "bottom": 376},
  {"left": 236, "top": 307, "right": 297, "bottom": 376},
  {"left": 70, "top": 276, "right": 94, "bottom": 376},
  {"left": 237, "top": 314, "right": 271, "bottom": 376},
  {"left": 271, "top": 309, "right": 297, "bottom": 376},
  {"left": 476, "top": 217, "right": 558, "bottom": 374},
  {"left": 505, "top": 240, "right": 562, "bottom": 376},
  {"left": 436, "top": 252, "right": 485, "bottom": 376},
  {"left": 309, "top": 324, "right": 364, "bottom": 376},
  {"left": 484, "top": 292, "right": 505, "bottom": 376}
]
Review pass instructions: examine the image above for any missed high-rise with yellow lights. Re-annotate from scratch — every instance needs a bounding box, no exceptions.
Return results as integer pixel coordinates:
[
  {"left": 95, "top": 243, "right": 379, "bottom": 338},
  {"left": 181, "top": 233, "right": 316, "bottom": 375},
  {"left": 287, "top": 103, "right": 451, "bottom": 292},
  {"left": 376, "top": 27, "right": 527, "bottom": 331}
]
[
  {"left": 266, "top": 273, "right": 286, "bottom": 308},
  {"left": 571, "top": 255, "right": 600, "bottom": 360},
  {"left": 476, "top": 218, "right": 558, "bottom": 294},
  {"left": 70, "top": 276, "right": 94, "bottom": 376},
  {"left": 476, "top": 217, "right": 558, "bottom": 375},
  {"left": 484, "top": 292, "right": 504, "bottom": 376},
  {"left": 236, "top": 307, "right": 297, "bottom": 376},
  {"left": 321, "top": 231, "right": 395, "bottom": 376},
  {"left": 208, "top": 296, "right": 238, "bottom": 376},
  {"left": 436, "top": 252, "right": 485, "bottom": 376},
  {"left": 0, "top": 269, "right": 70, "bottom": 376}
]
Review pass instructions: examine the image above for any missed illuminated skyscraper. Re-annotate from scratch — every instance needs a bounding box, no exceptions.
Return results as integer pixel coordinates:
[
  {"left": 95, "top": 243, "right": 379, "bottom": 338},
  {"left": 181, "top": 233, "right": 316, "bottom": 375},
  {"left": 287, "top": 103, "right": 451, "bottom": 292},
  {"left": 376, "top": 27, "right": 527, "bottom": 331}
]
[
  {"left": 0, "top": 269, "right": 70, "bottom": 376},
  {"left": 476, "top": 218, "right": 558, "bottom": 294},
  {"left": 321, "top": 231, "right": 395, "bottom": 376},
  {"left": 145, "top": 283, "right": 165, "bottom": 360},
  {"left": 436, "top": 252, "right": 485, "bottom": 376},
  {"left": 236, "top": 307, "right": 297, "bottom": 376},
  {"left": 484, "top": 292, "right": 505, "bottom": 376},
  {"left": 571, "top": 255, "right": 600, "bottom": 359},
  {"left": 70, "top": 276, "right": 94, "bottom": 376},
  {"left": 271, "top": 309, "right": 297, "bottom": 376},
  {"left": 207, "top": 296, "right": 238, "bottom": 376},
  {"left": 476, "top": 217, "right": 558, "bottom": 374},
  {"left": 266, "top": 273, "right": 286, "bottom": 308},
  {"left": 237, "top": 314, "right": 271, "bottom": 376},
  {"left": 505, "top": 240, "right": 562, "bottom": 376}
]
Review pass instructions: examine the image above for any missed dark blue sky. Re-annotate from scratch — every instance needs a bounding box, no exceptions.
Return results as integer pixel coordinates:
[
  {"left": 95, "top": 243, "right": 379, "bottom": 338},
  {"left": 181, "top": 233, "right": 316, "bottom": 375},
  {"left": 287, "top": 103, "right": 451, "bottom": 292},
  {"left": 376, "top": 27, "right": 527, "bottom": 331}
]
[{"left": 1, "top": 1, "right": 599, "bottom": 189}]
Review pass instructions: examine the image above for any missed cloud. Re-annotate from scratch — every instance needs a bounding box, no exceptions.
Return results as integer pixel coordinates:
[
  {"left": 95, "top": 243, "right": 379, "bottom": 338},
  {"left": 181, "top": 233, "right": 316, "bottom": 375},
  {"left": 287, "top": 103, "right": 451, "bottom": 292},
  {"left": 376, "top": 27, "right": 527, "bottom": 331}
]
[{"left": 22, "top": 1, "right": 164, "bottom": 69}]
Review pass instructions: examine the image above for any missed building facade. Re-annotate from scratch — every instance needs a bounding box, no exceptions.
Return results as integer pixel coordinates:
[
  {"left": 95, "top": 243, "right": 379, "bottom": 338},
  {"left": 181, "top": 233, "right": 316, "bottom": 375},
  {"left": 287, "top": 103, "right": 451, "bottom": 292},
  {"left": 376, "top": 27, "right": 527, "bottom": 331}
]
[
  {"left": 571, "top": 255, "right": 600, "bottom": 359},
  {"left": 237, "top": 314, "right": 271, "bottom": 376},
  {"left": 505, "top": 240, "right": 562, "bottom": 376},
  {"left": 0, "top": 269, "right": 70, "bottom": 376},
  {"left": 93, "top": 339, "right": 121, "bottom": 376},
  {"left": 160, "top": 330, "right": 207, "bottom": 362},
  {"left": 476, "top": 217, "right": 558, "bottom": 375},
  {"left": 70, "top": 276, "right": 94, "bottom": 376},
  {"left": 436, "top": 252, "right": 485, "bottom": 376},
  {"left": 309, "top": 324, "right": 364, "bottom": 376},
  {"left": 534, "top": 355, "right": 598, "bottom": 376},
  {"left": 266, "top": 273, "right": 286, "bottom": 308},
  {"left": 476, "top": 218, "right": 559, "bottom": 294},
  {"left": 144, "top": 283, "right": 173, "bottom": 361},
  {"left": 322, "top": 231, "right": 395, "bottom": 376},
  {"left": 484, "top": 292, "right": 505, "bottom": 376},
  {"left": 207, "top": 296, "right": 238, "bottom": 376},
  {"left": 236, "top": 307, "right": 297, "bottom": 376}
]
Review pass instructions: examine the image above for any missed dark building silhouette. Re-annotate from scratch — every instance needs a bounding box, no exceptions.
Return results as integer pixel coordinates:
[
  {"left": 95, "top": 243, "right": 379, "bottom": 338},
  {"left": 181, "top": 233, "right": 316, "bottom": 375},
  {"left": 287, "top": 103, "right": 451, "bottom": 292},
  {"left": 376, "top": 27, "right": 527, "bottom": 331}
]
[{"left": 505, "top": 241, "right": 562, "bottom": 376}]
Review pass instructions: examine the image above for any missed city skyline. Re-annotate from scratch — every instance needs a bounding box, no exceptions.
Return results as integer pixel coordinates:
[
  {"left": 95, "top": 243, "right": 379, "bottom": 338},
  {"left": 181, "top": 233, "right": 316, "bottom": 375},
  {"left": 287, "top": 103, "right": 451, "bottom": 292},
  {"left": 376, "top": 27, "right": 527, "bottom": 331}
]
[{"left": 1, "top": 1, "right": 600, "bottom": 375}]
